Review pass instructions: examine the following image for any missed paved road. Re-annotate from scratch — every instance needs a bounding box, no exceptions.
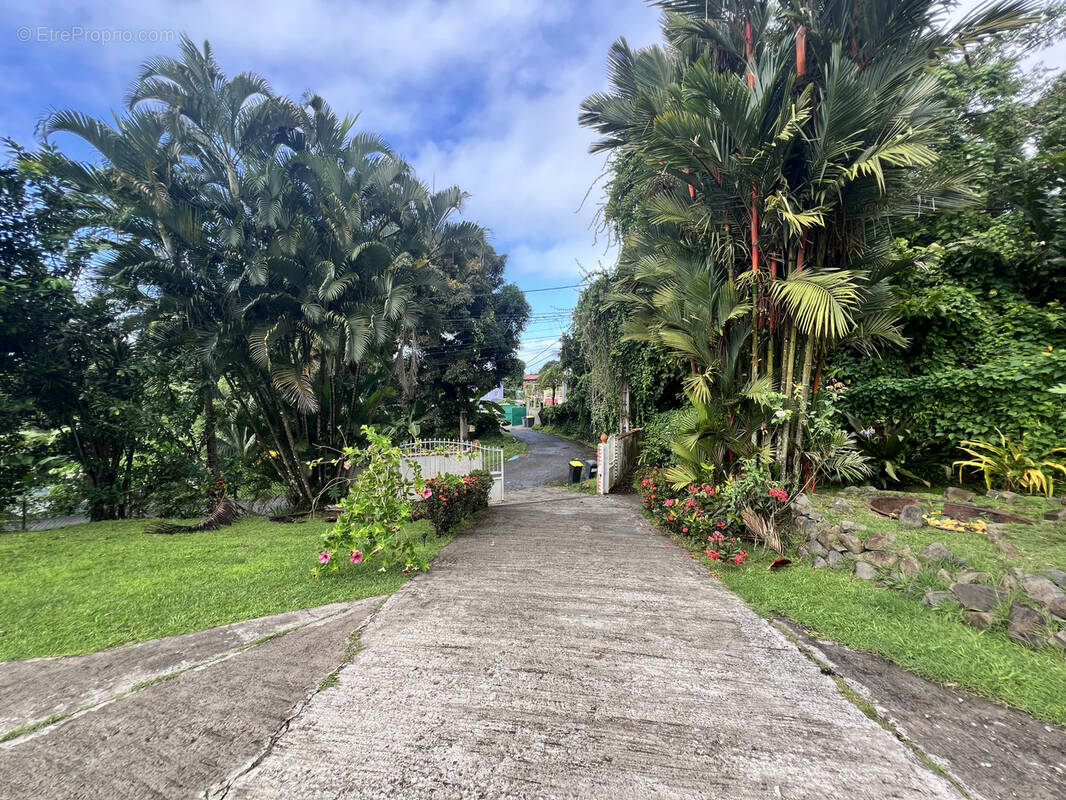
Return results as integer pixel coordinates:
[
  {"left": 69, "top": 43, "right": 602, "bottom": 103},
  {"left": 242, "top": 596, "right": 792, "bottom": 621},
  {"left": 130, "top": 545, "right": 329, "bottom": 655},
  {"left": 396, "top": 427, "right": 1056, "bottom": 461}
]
[
  {"left": 505, "top": 427, "right": 595, "bottom": 489},
  {"left": 227, "top": 489, "right": 960, "bottom": 799}
]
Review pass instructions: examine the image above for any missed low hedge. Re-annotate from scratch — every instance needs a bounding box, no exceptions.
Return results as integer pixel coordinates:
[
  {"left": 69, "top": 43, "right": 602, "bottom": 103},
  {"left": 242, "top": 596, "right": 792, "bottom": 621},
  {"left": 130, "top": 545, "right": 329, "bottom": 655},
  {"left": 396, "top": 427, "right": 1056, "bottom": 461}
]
[{"left": 410, "top": 469, "right": 493, "bottom": 534}]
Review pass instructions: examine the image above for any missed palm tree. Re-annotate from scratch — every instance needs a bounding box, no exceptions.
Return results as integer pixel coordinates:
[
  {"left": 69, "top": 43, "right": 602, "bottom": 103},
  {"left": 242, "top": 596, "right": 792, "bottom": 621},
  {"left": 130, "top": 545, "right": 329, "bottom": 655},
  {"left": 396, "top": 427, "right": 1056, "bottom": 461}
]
[
  {"left": 39, "top": 39, "right": 489, "bottom": 506},
  {"left": 538, "top": 361, "right": 564, "bottom": 404},
  {"left": 581, "top": 0, "right": 1035, "bottom": 486}
]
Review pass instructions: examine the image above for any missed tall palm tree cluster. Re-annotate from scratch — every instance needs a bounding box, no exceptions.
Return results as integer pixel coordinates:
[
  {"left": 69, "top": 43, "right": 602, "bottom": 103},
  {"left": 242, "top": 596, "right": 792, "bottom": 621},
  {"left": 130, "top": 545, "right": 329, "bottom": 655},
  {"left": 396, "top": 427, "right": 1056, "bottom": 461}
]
[
  {"left": 580, "top": 0, "right": 1035, "bottom": 489},
  {"left": 34, "top": 37, "right": 524, "bottom": 508}
]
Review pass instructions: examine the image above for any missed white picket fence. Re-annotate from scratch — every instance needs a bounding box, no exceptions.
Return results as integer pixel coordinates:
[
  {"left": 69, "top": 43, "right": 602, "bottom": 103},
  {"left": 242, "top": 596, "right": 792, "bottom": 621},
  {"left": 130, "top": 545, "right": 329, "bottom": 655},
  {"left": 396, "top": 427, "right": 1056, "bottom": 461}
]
[
  {"left": 597, "top": 429, "right": 642, "bottom": 495},
  {"left": 399, "top": 439, "right": 505, "bottom": 502}
]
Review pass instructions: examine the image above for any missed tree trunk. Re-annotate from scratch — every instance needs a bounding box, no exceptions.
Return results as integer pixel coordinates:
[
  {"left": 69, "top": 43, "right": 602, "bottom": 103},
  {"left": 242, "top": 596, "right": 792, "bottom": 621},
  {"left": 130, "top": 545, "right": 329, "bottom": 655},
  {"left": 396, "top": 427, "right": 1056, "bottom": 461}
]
[
  {"left": 120, "top": 445, "right": 134, "bottom": 519},
  {"left": 203, "top": 385, "right": 221, "bottom": 484},
  {"left": 791, "top": 336, "right": 815, "bottom": 478},
  {"left": 776, "top": 322, "right": 797, "bottom": 474}
]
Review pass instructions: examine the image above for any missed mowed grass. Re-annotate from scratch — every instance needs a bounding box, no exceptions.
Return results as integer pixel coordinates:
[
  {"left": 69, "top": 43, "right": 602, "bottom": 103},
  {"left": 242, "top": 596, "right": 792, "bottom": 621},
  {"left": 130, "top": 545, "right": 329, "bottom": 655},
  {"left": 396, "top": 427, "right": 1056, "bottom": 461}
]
[
  {"left": 669, "top": 489, "right": 1066, "bottom": 725},
  {"left": 479, "top": 432, "right": 526, "bottom": 461},
  {"left": 0, "top": 516, "right": 447, "bottom": 661}
]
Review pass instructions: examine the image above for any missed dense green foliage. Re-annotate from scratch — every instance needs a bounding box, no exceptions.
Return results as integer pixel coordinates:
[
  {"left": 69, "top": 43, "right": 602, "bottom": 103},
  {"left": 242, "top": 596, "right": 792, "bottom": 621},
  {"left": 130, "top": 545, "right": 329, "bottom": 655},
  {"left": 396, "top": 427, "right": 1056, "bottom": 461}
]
[
  {"left": 0, "top": 37, "right": 527, "bottom": 520},
  {"left": 571, "top": 1, "right": 1063, "bottom": 494},
  {"left": 575, "top": 0, "right": 1038, "bottom": 493},
  {"left": 833, "top": 39, "right": 1066, "bottom": 471},
  {"left": 557, "top": 274, "right": 685, "bottom": 439}
]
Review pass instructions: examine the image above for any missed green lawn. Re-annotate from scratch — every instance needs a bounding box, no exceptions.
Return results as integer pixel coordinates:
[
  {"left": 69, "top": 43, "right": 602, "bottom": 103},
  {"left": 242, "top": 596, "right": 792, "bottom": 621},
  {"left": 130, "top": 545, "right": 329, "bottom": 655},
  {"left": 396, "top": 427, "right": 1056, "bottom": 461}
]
[
  {"left": 659, "top": 489, "right": 1066, "bottom": 726},
  {"left": 0, "top": 516, "right": 448, "bottom": 661},
  {"left": 479, "top": 432, "right": 526, "bottom": 461}
]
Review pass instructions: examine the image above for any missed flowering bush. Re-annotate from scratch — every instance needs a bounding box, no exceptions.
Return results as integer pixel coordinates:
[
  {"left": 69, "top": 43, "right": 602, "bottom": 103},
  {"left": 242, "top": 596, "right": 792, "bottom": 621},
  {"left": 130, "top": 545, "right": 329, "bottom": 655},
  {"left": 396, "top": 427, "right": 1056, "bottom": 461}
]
[
  {"left": 411, "top": 469, "right": 493, "bottom": 534},
  {"left": 315, "top": 426, "right": 427, "bottom": 576},
  {"left": 637, "top": 458, "right": 792, "bottom": 564}
]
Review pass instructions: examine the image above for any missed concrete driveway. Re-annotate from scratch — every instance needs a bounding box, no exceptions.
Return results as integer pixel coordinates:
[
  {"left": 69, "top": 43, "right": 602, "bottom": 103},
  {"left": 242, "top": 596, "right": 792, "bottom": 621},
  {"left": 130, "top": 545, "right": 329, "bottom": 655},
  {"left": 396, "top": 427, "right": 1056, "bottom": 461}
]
[
  {"left": 0, "top": 600, "right": 381, "bottom": 800},
  {"left": 225, "top": 489, "right": 961, "bottom": 799}
]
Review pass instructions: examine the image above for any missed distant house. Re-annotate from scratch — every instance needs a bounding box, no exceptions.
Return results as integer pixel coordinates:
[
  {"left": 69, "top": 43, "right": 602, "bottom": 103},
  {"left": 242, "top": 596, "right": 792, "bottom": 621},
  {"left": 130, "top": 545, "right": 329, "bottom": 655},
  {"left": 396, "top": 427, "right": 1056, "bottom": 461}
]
[{"left": 520, "top": 372, "right": 568, "bottom": 406}]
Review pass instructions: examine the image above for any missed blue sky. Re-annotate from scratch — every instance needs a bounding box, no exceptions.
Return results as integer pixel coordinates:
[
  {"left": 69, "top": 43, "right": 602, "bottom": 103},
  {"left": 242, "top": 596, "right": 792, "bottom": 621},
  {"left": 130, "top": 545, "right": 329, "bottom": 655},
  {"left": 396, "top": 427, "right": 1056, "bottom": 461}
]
[{"left": 2, "top": 1, "right": 1063, "bottom": 372}]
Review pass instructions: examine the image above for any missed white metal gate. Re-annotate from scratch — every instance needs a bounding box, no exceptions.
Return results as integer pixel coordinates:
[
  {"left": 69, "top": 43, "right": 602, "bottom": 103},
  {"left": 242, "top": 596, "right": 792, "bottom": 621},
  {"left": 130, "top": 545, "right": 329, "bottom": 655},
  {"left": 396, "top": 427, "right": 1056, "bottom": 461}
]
[
  {"left": 597, "top": 428, "right": 642, "bottom": 495},
  {"left": 399, "top": 439, "right": 505, "bottom": 502}
]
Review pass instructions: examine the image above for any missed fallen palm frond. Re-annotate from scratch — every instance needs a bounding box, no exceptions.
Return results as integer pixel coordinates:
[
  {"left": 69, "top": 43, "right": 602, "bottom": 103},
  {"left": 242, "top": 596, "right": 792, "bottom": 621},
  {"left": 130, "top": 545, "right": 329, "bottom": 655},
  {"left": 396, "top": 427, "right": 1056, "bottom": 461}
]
[
  {"left": 741, "top": 506, "right": 782, "bottom": 554},
  {"left": 148, "top": 498, "right": 240, "bottom": 534}
]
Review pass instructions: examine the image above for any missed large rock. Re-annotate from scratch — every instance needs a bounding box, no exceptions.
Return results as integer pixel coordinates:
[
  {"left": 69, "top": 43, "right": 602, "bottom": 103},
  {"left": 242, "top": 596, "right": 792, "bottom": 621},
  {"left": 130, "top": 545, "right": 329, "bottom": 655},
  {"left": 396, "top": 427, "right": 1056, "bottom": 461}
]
[
  {"left": 1020, "top": 574, "right": 1065, "bottom": 608},
  {"left": 898, "top": 556, "right": 921, "bottom": 577},
  {"left": 955, "top": 570, "right": 992, "bottom": 585},
  {"left": 945, "top": 487, "right": 975, "bottom": 502},
  {"left": 860, "top": 550, "right": 898, "bottom": 569},
  {"left": 1044, "top": 568, "right": 1066, "bottom": 590},
  {"left": 854, "top": 562, "right": 876, "bottom": 580},
  {"left": 812, "top": 555, "right": 828, "bottom": 570},
  {"left": 793, "top": 493, "right": 814, "bottom": 514},
  {"left": 841, "top": 485, "right": 877, "bottom": 497},
  {"left": 796, "top": 545, "right": 810, "bottom": 560},
  {"left": 831, "top": 498, "right": 852, "bottom": 514},
  {"left": 963, "top": 611, "right": 996, "bottom": 630},
  {"left": 987, "top": 489, "right": 1021, "bottom": 501},
  {"left": 1050, "top": 631, "right": 1066, "bottom": 649},
  {"left": 937, "top": 568, "right": 954, "bottom": 585},
  {"left": 808, "top": 539, "right": 829, "bottom": 558},
  {"left": 1007, "top": 603, "right": 1044, "bottom": 647},
  {"left": 950, "top": 582, "right": 1007, "bottom": 612},
  {"left": 816, "top": 527, "right": 837, "bottom": 550},
  {"left": 918, "top": 542, "right": 954, "bottom": 563},
  {"left": 923, "top": 590, "right": 954, "bottom": 607},
  {"left": 827, "top": 549, "right": 843, "bottom": 569},
  {"left": 840, "top": 520, "right": 867, "bottom": 533},
  {"left": 1044, "top": 507, "right": 1066, "bottom": 523},
  {"left": 837, "top": 532, "right": 863, "bottom": 554},
  {"left": 1048, "top": 595, "right": 1066, "bottom": 619},
  {"left": 864, "top": 532, "right": 894, "bottom": 552},
  {"left": 898, "top": 503, "right": 924, "bottom": 527}
]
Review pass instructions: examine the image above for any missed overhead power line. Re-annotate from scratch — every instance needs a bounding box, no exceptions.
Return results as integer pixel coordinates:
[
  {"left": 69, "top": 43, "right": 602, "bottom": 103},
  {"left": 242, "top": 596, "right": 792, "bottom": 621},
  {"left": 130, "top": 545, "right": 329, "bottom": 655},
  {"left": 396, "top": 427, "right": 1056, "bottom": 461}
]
[{"left": 519, "top": 283, "right": 588, "bottom": 293}]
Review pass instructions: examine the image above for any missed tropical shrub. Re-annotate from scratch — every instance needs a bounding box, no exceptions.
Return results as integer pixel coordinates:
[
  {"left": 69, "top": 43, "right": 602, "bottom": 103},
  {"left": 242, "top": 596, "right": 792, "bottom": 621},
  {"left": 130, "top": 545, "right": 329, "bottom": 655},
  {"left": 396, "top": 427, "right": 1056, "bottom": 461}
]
[
  {"left": 841, "top": 348, "right": 1066, "bottom": 472},
  {"left": 662, "top": 386, "right": 868, "bottom": 494},
  {"left": 636, "top": 408, "right": 686, "bottom": 469},
  {"left": 411, "top": 470, "right": 493, "bottom": 535},
  {"left": 537, "top": 401, "right": 586, "bottom": 439},
  {"left": 844, "top": 414, "right": 930, "bottom": 488},
  {"left": 637, "top": 457, "right": 792, "bottom": 560},
  {"left": 316, "top": 427, "right": 427, "bottom": 576},
  {"left": 953, "top": 432, "right": 1066, "bottom": 497}
]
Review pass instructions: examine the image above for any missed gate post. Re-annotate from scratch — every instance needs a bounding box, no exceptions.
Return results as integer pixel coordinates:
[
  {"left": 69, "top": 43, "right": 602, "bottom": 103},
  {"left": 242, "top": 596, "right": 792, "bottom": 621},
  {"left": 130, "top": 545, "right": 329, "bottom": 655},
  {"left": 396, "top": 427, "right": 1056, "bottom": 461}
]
[{"left": 597, "top": 433, "right": 609, "bottom": 495}]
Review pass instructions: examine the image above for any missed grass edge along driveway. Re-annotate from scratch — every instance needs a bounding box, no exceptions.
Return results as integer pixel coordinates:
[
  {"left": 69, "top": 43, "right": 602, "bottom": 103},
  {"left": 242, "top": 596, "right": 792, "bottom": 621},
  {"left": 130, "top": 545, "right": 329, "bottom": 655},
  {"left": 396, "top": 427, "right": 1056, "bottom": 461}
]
[
  {"left": 652, "top": 489, "right": 1066, "bottom": 727},
  {"left": 0, "top": 516, "right": 448, "bottom": 661}
]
